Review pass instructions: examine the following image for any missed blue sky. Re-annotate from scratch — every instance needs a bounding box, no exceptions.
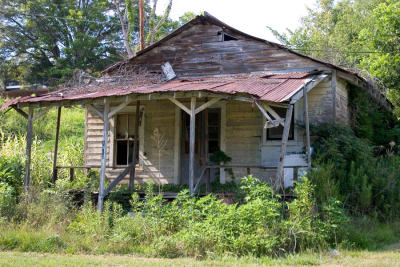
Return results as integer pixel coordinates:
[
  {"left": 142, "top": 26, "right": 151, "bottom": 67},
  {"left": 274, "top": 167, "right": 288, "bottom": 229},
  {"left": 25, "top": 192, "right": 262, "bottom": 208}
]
[{"left": 160, "top": 0, "right": 317, "bottom": 43}]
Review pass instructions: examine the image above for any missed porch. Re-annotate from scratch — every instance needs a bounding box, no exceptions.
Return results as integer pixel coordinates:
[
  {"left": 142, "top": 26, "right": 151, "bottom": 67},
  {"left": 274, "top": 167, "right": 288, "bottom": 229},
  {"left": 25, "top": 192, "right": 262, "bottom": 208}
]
[{"left": 2, "top": 72, "right": 324, "bottom": 210}]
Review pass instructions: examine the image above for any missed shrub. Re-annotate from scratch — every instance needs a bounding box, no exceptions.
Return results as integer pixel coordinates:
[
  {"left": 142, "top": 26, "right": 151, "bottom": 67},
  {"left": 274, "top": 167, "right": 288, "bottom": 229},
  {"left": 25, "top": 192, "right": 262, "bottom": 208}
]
[{"left": 0, "top": 182, "right": 16, "bottom": 219}]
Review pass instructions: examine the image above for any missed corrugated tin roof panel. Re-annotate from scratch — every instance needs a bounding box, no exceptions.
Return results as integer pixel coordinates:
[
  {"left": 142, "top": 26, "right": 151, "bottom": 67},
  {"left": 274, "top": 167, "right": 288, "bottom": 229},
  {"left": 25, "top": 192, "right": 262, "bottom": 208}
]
[{"left": 1, "top": 73, "right": 316, "bottom": 109}]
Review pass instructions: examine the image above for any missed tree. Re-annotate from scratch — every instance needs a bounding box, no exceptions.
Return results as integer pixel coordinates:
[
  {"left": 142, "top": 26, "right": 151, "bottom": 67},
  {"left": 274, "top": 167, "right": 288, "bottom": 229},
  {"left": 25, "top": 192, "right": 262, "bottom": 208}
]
[
  {"left": 0, "top": 0, "right": 123, "bottom": 85},
  {"left": 269, "top": 0, "right": 400, "bottom": 115},
  {"left": 359, "top": 0, "right": 400, "bottom": 114},
  {"left": 112, "top": 0, "right": 195, "bottom": 57}
]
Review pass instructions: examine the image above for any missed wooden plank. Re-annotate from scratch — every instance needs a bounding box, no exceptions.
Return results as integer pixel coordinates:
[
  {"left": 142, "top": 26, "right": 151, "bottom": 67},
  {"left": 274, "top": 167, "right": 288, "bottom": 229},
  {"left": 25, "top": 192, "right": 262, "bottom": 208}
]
[
  {"left": 263, "top": 104, "right": 284, "bottom": 126},
  {"left": 254, "top": 101, "right": 279, "bottom": 128},
  {"left": 87, "top": 104, "right": 104, "bottom": 120},
  {"left": 129, "top": 101, "right": 140, "bottom": 192},
  {"left": 24, "top": 107, "right": 34, "bottom": 193},
  {"left": 331, "top": 70, "right": 337, "bottom": 123},
  {"left": 108, "top": 101, "right": 132, "bottom": 119},
  {"left": 303, "top": 86, "right": 312, "bottom": 169},
  {"left": 220, "top": 102, "right": 227, "bottom": 184},
  {"left": 173, "top": 106, "right": 181, "bottom": 184},
  {"left": 97, "top": 100, "right": 109, "bottom": 212},
  {"left": 289, "top": 74, "right": 328, "bottom": 104},
  {"left": 13, "top": 107, "right": 28, "bottom": 119},
  {"left": 104, "top": 166, "right": 132, "bottom": 196},
  {"left": 52, "top": 107, "right": 62, "bottom": 183},
  {"left": 194, "top": 97, "right": 221, "bottom": 114},
  {"left": 204, "top": 107, "right": 211, "bottom": 193},
  {"left": 189, "top": 97, "right": 196, "bottom": 194},
  {"left": 169, "top": 98, "right": 191, "bottom": 115},
  {"left": 276, "top": 104, "right": 293, "bottom": 191}
]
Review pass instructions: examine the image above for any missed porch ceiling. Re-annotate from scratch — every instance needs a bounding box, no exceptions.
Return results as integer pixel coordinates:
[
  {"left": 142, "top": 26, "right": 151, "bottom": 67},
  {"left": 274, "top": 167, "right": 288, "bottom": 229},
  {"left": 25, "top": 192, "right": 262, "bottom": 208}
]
[{"left": 1, "top": 72, "right": 324, "bottom": 110}]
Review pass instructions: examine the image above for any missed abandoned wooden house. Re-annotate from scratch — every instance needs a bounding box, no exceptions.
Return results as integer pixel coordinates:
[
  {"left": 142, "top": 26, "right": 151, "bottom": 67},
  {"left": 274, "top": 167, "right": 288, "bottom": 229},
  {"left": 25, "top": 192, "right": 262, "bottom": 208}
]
[{"left": 1, "top": 12, "right": 391, "bottom": 210}]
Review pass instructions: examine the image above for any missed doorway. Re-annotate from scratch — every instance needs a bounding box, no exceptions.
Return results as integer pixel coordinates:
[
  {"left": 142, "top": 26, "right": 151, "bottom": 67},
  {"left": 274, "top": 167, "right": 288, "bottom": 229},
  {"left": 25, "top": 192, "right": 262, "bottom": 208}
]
[{"left": 180, "top": 108, "right": 221, "bottom": 185}]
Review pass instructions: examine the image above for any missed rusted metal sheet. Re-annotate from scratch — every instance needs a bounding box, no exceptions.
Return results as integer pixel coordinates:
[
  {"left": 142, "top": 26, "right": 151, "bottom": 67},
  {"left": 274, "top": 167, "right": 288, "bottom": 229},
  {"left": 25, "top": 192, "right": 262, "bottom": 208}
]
[{"left": 1, "top": 73, "right": 315, "bottom": 110}]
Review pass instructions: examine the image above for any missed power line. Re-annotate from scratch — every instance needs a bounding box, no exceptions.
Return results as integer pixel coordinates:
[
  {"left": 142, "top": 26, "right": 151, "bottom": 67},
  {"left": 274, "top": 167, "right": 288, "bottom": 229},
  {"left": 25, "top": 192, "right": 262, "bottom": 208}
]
[
  {"left": 287, "top": 47, "right": 397, "bottom": 54},
  {"left": 1, "top": 11, "right": 398, "bottom": 55}
]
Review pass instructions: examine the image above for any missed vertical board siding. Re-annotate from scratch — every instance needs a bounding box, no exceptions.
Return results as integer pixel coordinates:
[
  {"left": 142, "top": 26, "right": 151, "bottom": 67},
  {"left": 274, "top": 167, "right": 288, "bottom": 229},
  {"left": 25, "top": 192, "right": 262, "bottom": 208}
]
[
  {"left": 84, "top": 100, "right": 176, "bottom": 184},
  {"left": 111, "top": 22, "right": 327, "bottom": 77},
  {"left": 225, "top": 101, "right": 263, "bottom": 181},
  {"left": 307, "top": 81, "right": 334, "bottom": 124},
  {"left": 335, "top": 78, "right": 350, "bottom": 125}
]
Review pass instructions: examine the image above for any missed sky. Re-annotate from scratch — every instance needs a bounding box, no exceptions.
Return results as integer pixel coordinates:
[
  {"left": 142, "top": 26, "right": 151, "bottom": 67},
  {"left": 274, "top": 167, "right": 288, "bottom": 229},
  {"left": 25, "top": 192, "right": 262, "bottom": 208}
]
[{"left": 158, "top": 0, "right": 317, "bottom": 43}]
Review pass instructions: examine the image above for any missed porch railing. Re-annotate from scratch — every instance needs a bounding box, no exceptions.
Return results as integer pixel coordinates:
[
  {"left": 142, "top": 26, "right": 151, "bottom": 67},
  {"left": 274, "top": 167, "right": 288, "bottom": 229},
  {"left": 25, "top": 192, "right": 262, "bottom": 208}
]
[{"left": 193, "top": 164, "right": 303, "bottom": 194}]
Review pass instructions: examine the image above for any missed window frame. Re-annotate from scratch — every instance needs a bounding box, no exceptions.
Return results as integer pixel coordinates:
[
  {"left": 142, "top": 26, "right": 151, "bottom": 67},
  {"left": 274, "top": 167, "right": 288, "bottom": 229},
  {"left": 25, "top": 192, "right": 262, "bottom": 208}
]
[
  {"left": 266, "top": 107, "right": 295, "bottom": 141},
  {"left": 114, "top": 113, "right": 138, "bottom": 166},
  {"left": 109, "top": 105, "right": 144, "bottom": 168}
]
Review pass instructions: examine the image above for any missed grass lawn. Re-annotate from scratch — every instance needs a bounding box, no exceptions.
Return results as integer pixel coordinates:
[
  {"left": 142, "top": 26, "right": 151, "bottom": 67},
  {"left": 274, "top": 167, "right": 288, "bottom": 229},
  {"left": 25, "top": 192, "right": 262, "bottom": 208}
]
[{"left": 0, "top": 246, "right": 400, "bottom": 267}]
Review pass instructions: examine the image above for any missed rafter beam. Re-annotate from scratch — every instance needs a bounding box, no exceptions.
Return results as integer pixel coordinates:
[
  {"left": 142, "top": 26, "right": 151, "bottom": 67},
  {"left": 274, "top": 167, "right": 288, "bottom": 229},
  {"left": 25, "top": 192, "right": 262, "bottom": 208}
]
[
  {"left": 169, "top": 98, "right": 191, "bottom": 115},
  {"left": 13, "top": 107, "right": 28, "bottom": 119},
  {"left": 195, "top": 97, "right": 221, "bottom": 114},
  {"left": 108, "top": 101, "right": 132, "bottom": 119},
  {"left": 255, "top": 101, "right": 281, "bottom": 128},
  {"left": 289, "top": 74, "right": 328, "bottom": 104},
  {"left": 87, "top": 104, "right": 104, "bottom": 120},
  {"left": 263, "top": 104, "right": 284, "bottom": 126}
]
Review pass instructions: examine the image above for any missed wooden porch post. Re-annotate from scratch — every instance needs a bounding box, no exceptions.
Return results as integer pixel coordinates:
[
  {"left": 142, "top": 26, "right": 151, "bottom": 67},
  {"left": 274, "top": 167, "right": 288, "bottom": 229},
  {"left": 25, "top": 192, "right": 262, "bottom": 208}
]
[
  {"left": 204, "top": 107, "right": 211, "bottom": 194},
  {"left": 276, "top": 104, "right": 293, "bottom": 190},
  {"left": 129, "top": 101, "right": 140, "bottom": 193},
  {"left": 24, "top": 106, "right": 34, "bottom": 193},
  {"left": 98, "top": 99, "right": 109, "bottom": 212},
  {"left": 52, "top": 106, "right": 62, "bottom": 183},
  {"left": 189, "top": 97, "right": 196, "bottom": 194},
  {"left": 303, "top": 87, "right": 312, "bottom": 169}
]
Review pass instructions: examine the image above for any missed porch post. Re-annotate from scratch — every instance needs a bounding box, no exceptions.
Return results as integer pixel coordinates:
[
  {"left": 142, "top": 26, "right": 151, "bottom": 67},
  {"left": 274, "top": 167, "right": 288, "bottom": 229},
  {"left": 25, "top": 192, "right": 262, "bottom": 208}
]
[
  {"left": 276, "top": 104, "right": 293, "bottom": 190},
  {"left": 204, "top": 107, "right": 211, "bottom": 194},
  {"left": 24, "top": 106, "right": 34, "bottom": 193},
  {"left": 98, "top": 99, "right": 109, "bottom": 211},
  {"left": 303, "top": 87, "right": 312, "bottom": 169},
  {"left": 52, "top": 106, "right": 62, "bottom": 183},
  {"left": 129, "top": 101, "right": 140, "bottom": 193},
  {"left": 189, "top": 97, "right": 196, "bottom": 194}
]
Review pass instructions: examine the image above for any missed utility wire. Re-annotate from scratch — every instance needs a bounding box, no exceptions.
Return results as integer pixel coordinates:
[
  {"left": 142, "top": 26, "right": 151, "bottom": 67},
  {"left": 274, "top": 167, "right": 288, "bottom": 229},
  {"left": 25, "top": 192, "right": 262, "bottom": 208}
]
[{"left": 1, "top": 11, "right": 398, "bottom": 54}]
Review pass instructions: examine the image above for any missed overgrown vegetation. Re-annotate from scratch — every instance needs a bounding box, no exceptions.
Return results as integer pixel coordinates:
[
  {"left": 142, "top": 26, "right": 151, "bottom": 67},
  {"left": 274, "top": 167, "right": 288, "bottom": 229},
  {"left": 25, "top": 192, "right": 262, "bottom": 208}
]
[
  {"left": 1, "top": 85, "right": 400, "bottom": 259},
  {"left": 309, "top": 86, "right": 400, "bottom": 221},
  {"left": 0, "top": 175, "right": 349, "bottom": 257}
]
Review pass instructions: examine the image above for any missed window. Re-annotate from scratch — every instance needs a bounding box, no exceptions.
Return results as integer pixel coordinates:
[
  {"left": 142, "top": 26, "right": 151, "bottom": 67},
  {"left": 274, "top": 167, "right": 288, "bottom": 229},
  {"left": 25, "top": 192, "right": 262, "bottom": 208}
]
[
  {"left": 266, "top": 107, "right": 294, "bottom": 140},
  {"left": 115, "top": 114, "right": 139, "bottom": 166},
  {"left": 223, "top": 33, "right": 238, "bottom": 41},
  {"left": 208, "top": 109, "right": 220, "bottom": 153}
]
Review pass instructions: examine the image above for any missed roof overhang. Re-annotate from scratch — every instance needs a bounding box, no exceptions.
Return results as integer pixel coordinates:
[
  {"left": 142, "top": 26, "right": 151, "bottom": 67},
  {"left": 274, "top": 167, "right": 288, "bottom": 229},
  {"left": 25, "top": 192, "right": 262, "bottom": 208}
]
[{"left": 1, "top": 72, "right": 326, "bottom": 110}]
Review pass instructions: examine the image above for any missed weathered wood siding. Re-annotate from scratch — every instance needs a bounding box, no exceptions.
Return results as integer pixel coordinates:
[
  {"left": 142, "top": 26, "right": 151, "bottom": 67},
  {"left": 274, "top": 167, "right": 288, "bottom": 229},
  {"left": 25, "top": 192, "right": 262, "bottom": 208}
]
[
  {"left": 224, "top": 101, "right": 263, "bottom": 181},
  {"left": 141, "top": 100, "right": 175, "bottom": 184},
  {"left": 84, "top": 100, "right": 176, "bottom": 184},
  {"left": 335, "top": 78, "right": 350, "bottom": 124},
  {"left": 112, "top": 23, "right": 328, "bottom": 77},
  {"left": 307, "top": 80, "right": 334, "bottom": 124}
]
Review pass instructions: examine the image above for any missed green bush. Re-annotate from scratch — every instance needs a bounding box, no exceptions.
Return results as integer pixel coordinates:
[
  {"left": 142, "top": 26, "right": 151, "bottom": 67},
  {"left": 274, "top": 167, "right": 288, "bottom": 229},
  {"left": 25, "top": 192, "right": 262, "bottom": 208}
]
[
  {"left": 311, "top": 124, "right": 400, "bottom": 220},
  {"left": 0, "top": 182, "right": 16, "bottom": 219}
]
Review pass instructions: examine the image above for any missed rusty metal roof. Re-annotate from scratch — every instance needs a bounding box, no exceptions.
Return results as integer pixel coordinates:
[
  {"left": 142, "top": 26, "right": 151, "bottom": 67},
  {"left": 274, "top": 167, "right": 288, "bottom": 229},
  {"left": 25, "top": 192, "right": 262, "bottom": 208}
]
[{"left": 1, "top": 73, "right": 317, "bottom": 110}]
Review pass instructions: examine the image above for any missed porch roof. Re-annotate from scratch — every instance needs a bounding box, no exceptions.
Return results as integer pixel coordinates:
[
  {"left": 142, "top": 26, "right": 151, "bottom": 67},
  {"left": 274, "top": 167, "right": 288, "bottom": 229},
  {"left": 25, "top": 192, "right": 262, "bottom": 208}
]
[{"left": 1, "top": 72, "right": 320, "bottom": 109}]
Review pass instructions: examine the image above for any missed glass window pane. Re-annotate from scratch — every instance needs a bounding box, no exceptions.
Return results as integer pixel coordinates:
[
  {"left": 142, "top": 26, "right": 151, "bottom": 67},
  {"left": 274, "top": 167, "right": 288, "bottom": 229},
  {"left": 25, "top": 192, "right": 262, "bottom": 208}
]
[
  {"left": 128, "top": 114, "right": 135, "bottom": 138},
  {"left": 116, "top": 114, "right": 128, "bottom": 139}
]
